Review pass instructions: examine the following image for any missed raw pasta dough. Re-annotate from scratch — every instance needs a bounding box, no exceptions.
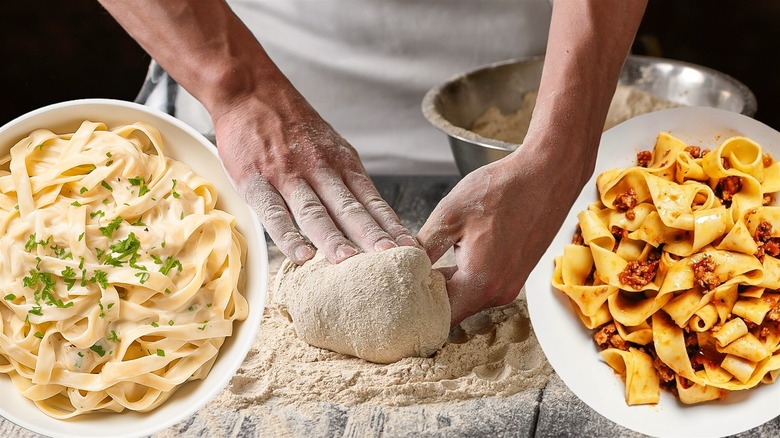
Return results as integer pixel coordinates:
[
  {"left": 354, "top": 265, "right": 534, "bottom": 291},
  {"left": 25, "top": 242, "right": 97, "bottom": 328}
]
[{"left": 273, "top": 246, "right": 450, "bottom": 364}]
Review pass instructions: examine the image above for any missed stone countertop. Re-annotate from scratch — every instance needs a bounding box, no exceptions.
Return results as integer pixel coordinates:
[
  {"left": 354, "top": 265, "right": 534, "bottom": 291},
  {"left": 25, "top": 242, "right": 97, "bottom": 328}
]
[{"left": 2, "top": 176, "right": 779, "bottom": 437}]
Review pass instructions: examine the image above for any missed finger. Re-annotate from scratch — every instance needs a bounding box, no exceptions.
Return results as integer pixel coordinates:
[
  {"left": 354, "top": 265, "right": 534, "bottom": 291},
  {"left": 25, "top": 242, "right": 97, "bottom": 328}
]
[
  {"left": 417, "top": 205, "right": 458, "bottom": 265},
  {"left": 345, "top": 172, "right": 417, "bottom": 247},
  {"left": 241, "top": 174, "right": 315, "bottom": 265},
  {"left": 284, "top": 178, "right": 359, "bottom": 263},
  {"left": 311, "top": 170, "right": 399, "bottom": 253}
]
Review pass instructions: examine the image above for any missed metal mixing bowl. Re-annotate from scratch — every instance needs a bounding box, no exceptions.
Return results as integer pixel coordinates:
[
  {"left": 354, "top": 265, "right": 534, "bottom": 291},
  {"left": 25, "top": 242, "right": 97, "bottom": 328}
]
[{"left": 422, "top": 55, "right": 757, "bottom": 175}]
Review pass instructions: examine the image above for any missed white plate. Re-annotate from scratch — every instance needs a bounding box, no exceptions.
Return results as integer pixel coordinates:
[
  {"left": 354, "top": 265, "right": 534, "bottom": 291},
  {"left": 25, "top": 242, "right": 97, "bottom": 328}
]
[
  {"left": 0, "top": 99, "right": 268, "bottom": 438},
  {"left": 526, "top": 106, "right": 780, "bottom": 438}
]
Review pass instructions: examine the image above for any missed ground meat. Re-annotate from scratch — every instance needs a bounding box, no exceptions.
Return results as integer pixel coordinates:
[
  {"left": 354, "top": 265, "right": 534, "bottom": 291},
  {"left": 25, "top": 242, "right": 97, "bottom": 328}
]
[
  {"left": 618, "top": 258, "right": 659, "bottom": 289},
  {"left": 593, "top": 322, "right": 629, "bottom": 351},
  {"left": 764, "top": 193, "right": 776, "bottom": 206},
  {"left": 570, "top": 225, "right": 585, "bottom": 246},
  {"left": 767, "top": 300, "right": 780, "bottom": 323},
  {"left": 613, "top": 188, "right": 637, "bottom": 220},
  {"left": 611, "top": 226, "right": 627, "bottom": 241},
  {"left": 692, "top": 255, "right": 719, "bottom": 290},
  {"left": 637, "top": 150, "right": 652, "bottom": 167},
  {"left": 754, "top": 220, "right": 780, "bottom": 260},
  {"left": 684, "top": 145, "right": 702, "bottom": 159},
  {"left": 764, "top": 153, "right": 774, "bottom": 168},
  {"left": 755, "top": 220, "right": 773, "bottom": 242},
  {"left": 717, "top": 176, "right": 742, "bottom": 204},
  {"left": 701, "top": 148, "right": 711, "bottom": 157},
  {"left": 644, "top": 345, "right": 676, "bottom": 384},
  {"left": 722, "top": 157, "right": 732, "bottom": 170}
]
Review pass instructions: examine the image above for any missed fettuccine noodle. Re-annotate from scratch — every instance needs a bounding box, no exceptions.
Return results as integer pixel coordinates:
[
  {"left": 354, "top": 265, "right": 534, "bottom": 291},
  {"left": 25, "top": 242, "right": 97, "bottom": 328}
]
[
  {"left": 553, "top": 132, "right": 780, "bottom": 405},
  {"left": 0, "top": 121, "right": 248, "bottom": 418}
]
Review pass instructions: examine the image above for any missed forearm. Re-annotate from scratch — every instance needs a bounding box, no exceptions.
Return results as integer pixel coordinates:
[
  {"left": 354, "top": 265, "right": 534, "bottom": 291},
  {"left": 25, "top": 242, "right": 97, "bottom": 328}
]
[
  {"left": 521, "top": 0, "right": 647, "bottom": 180},
  {"left": 98, "top": 0, "right": 293, "bottom": 119}
]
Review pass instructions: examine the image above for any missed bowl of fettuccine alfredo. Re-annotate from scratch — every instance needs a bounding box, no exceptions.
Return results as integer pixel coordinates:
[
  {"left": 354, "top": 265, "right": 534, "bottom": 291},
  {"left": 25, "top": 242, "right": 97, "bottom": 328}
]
[
  {"left": 527, "top": 106, "right": 780, "bottom": 438},
  {"left": 0, "top": 99, "right": 267, "bottom": 437}
]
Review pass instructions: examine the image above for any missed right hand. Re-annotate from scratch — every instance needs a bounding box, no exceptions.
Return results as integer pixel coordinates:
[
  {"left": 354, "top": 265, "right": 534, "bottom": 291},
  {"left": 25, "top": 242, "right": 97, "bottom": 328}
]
[{"left": 210, "top": 87, "right": 417, "bottom": 265}]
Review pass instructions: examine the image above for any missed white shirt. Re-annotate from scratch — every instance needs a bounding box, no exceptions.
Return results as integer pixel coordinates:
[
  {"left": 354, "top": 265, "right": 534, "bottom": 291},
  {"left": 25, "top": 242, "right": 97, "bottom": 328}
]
[{"left": 145, "top": 0, "right": 551, "bottom": 175}]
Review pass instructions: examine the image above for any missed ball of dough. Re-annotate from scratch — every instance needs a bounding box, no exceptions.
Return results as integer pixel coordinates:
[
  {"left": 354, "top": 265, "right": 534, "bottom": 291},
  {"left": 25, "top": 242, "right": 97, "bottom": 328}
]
[{"left": 273, "top": 246, "right": 450, "bottom": 364}]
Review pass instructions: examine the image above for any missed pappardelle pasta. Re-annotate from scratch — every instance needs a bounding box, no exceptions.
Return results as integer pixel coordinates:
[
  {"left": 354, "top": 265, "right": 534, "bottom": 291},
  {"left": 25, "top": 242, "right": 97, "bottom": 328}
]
[
  {"left": 552, "top": 132, "right": 780, "bottom": 405},
  {"left": 0, "top": 121, "right": 248, "bottom": 418}
]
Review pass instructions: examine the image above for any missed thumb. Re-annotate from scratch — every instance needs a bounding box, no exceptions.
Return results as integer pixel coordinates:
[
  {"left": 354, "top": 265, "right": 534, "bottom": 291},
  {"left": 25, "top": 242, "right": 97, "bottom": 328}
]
[{"left": 417, "top": 210, "right": 458, "bottom": 266}]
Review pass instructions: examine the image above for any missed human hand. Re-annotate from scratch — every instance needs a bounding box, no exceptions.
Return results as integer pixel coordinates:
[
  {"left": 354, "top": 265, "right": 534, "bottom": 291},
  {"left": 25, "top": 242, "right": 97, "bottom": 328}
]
[
  {"left": 212, "top": 90, "right": 416, "bottom": 265},
  {"left": 418, "top": 145, "right": 595, "bottom": 327}
]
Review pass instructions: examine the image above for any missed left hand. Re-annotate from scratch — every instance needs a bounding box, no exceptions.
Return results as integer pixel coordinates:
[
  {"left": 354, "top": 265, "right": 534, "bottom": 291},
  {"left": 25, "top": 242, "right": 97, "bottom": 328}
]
[{"left": 418, "top": 144, "right": 594, "bottom": 327}]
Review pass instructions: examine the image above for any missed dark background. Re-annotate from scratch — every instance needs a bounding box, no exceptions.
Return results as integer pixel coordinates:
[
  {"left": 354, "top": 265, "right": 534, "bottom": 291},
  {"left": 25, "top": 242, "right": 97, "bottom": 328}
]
[{"left": 1, "top": 1, "right": 779, "bottom": 129}]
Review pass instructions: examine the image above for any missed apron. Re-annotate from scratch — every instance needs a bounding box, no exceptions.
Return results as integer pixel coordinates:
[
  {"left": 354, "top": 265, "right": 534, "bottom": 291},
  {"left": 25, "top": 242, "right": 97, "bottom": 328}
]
[{"left": 141, "top": 0, "right": 551, "bottom": 175}]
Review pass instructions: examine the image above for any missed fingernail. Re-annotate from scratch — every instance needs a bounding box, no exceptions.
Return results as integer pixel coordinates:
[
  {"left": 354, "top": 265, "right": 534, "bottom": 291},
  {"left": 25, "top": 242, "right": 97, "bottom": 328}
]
[
  {"left": 374, "top": 239, "right": 397, "bottom": 252},
  {"left": 397, "top": 235, "right": 418, "bottom": 247},
  {"left": 295, "top": 245, "right": 316, "bottom": 263},
  {"left": 336, "top": 244, "right": 359, "bottom": 260}
]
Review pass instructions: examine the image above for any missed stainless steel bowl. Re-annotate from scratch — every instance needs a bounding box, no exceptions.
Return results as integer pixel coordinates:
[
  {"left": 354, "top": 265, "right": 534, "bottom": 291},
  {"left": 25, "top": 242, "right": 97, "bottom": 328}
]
[{"left": 422, "top": 55, "right": 757, "bottom": 176}]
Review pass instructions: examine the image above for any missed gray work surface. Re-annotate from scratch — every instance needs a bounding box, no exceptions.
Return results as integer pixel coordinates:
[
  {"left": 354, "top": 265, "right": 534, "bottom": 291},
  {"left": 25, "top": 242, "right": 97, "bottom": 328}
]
[{"left": 1, "top": 176, "right": 778, "bottom": 437}]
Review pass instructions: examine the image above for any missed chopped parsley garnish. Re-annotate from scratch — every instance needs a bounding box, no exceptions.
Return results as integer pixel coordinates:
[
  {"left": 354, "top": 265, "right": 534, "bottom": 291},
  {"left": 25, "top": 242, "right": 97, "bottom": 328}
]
[
  {"left": 61, "top": 266, "right": 77, "bottom": 290},
  {"left": 171, "top": 179, "right": 180, "bottom": 198},
  {"left": 132, "top": 217, "right": 146, "bottom": 226},
  {"left": 187, "top": 305, "right": 196, "bottom": 312},
  {"left": 107, "top": 330, "right": 120, "bottom": 342},
  {"left": 198, "top": 321, "right": 208, "bottom": 331},
  {"left": 98, "top": 301, "right": 105, "bottom": 318},
  {"left": 24, "top": 269, "right": 74, "bottom": 308},
  {"left": 135, "top": 272, "right": 150, "bottom": 284},
  {"left": 78, "top": 232, "right": 85, "bottom": 242},
  {"left": 28, "top": 306, "right": 43, "bottom": 316},
  {"left": 98, "top": 217, "right": 123, "bottom": 238},
  {"left": 4, "top": 294, "right": 15, "bottom": 301},
  {"left": 168, "top": 320, "right": 174, "bottom": 326},
  {"left": 80, "top": 187, "right": 88, "bottom": 194},
  {"left": 24, "top": 233, "right": 49, "bottom": 251},
  {"left": 90, "top": 344, "right": 106, "bottom": 357},
  {"left": 52, "top": 245, "right": 72, "bottom": 259},
  {"left": 156, "top": 349, "right": 165, "bottom": 357},
  {"left": 101, "top": 181, "right": 113, "bottom": 192},
  {"left": 34, "top": 332, "right": 43, "bottom": 339},
  {"left": 151, "top": 321, "right": 159, "bottom": 328},
  {"left": 128, "top": 176, "right": 151, "bottom": 197},
  {"left": 91, "top": 270, "right": 109, "bottom": 289},
  {"left": 156, "top": 256, "right": 183, "bottom": 275},
  {"left": 71, "top": 201, "right": 83, "bottom": 207},
  {"left": 90, "top": 210, "right": 105, "bottom": 219}
]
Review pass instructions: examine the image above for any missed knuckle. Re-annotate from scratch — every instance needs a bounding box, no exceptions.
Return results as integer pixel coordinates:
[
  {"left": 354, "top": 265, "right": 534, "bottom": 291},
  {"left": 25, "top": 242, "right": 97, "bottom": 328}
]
[
  {"left": 337, "top": 197, "right": 366, "bottom": 217},
  {"left": 259, "top": 202, "right": 289, "bottom": 224},
  {"left": 295, "top": 200, "right": 329, "bottom": 223}
]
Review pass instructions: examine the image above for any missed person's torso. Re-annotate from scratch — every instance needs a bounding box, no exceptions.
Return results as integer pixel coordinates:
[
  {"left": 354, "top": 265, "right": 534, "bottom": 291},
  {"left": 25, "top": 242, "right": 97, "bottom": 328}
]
[{"left": 176, "top": 0, "right": 552, "bottom": 175}]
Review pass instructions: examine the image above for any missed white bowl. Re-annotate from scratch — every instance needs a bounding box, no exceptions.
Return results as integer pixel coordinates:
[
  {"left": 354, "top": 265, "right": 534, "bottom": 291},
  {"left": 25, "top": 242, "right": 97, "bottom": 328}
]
[
  {"left": 0, "top": 99, "right": 268, "bottom": 438},
  {"left": 526, "top": 106, "right": 780, "bottom": 438}
]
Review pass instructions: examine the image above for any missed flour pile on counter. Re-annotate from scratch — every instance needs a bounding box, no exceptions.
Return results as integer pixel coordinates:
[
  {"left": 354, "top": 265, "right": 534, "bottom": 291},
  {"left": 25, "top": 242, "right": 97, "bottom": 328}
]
[
  {"left": 205, "top": 250, "right": 551, "bottom": 409},
  {"left": 471, "top": 85, "right": 682, "bottom": 144}
]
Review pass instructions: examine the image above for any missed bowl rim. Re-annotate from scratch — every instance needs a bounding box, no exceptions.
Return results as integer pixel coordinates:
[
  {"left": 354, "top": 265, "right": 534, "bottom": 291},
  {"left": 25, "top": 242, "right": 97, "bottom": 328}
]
[{"left": 421, "top": 54, "right": 758, "bottom": 150}]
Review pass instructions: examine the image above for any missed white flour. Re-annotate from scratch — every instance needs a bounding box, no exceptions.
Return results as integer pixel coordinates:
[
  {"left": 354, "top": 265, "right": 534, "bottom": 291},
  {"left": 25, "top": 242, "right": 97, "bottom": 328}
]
[
  {"left": 157, "top": 246, "right": 552, "bottom": 435},
  {"left": 471, "top": 85, "right": 682, "bottom": 144}
]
